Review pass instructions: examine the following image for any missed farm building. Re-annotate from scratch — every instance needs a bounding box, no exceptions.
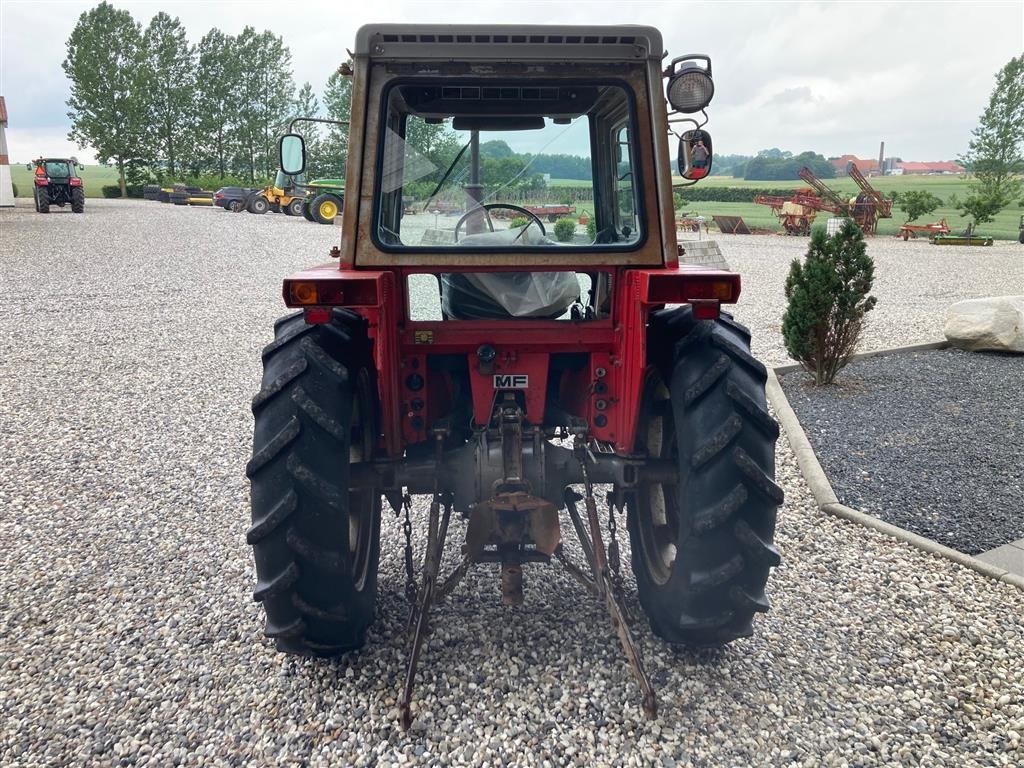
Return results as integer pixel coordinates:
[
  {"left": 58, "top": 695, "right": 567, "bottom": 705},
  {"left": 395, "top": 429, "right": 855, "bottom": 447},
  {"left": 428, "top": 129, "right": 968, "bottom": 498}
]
[
  {"left": 830, "top": 154, "right": 965, "bottom": 176},
  {"left": 0, "top": 97, "right": 12, "bottom": 207}
]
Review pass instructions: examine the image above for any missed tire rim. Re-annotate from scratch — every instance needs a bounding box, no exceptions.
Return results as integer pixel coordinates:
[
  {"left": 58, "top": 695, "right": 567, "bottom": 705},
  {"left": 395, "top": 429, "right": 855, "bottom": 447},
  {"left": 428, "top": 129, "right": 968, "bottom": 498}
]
[
  {"left": 348, "top": 369, "right": 377, "bottom": 590},
  {"left": 319, "top": 200, "right": 338, "bottom": 220},
  {"left": 635, "top": 375, "right": 680, "bottom": 586}
]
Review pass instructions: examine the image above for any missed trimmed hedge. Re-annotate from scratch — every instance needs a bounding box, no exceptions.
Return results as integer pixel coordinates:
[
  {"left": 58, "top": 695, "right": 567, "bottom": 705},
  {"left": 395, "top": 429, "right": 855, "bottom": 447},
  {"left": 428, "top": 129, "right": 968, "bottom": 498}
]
[
  {"left": 678, "top": 187, "right": 797, "bottom": 203},
  {"left": 101, "top": 185, "right": 145, "bottom": 198}
]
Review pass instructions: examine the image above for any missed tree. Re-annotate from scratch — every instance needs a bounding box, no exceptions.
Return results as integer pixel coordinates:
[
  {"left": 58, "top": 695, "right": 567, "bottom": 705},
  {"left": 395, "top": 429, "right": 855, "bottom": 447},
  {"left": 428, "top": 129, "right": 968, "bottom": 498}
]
[
  {"left": 480, "top": 140, "right": 514, "bottom": 159},
  {"left": 959, "top": 55, "right": 1024, "bottom": 226},
  {"left": 63, "top": 2, "right": 151, "bottom": 196},
  {"left": 321, "top": 70, "right": 353, "bottom": 177},
  {"left": 234, "top": 27, "right": 294, "bottom": 180},
  {"left": 743, "top": 150, "right": 834, "bottom": 181},
  {"left": 195, "top": 29, "right": 239, "bottom": 178},
  {"left": 782, "top": 221, "right": 877, "bottom": 386},
  {"left": 896, "top": 190, "right": 943, "bottom": 223},
  {"left": 142, "top": 12, "right": 196, "bottom": 178},
  {"left": 960, "top": 193, "right": 1005, "bottom": 229},
  {"left": 293, "top": 82, "right": 319, "bottom": 117}
]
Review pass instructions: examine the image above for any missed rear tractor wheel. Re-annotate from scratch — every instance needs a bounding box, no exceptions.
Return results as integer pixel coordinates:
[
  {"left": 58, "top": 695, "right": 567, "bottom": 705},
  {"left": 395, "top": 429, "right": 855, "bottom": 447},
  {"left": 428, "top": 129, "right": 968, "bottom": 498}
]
[
  {"left": 247, "top": 309, "right": 382, "bottom": 655},
  {"left": 627, "top": 306, "right": 783, "bottom": 646},
  {"left": 36, "top": 187, "right": 50, "bottom": 213},
  {"left": 71, "top": 187, "right": 85, "bottom": 213}
]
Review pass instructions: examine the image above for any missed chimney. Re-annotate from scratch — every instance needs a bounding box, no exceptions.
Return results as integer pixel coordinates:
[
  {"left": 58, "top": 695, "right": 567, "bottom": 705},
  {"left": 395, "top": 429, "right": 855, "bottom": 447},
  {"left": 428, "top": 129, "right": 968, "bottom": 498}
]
[{"left": 878, "top": 141, "right": 885, "bottom": 175}]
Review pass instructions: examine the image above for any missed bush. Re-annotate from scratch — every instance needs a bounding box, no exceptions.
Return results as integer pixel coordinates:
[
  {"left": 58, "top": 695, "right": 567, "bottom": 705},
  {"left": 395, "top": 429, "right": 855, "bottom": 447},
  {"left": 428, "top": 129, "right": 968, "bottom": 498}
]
[
  {"left": 509, "top": 216, "right": 528, "bottom": 229},
  {"left": 586, "top": 217, "right": 597, "bottom": 241},
  {"left": 897, "top": 190, "right": 944, "bottom": 222},
  {"left": 553, "top": 217, "right": 577, "bottom": 242},
  {"left": 782, "top": 220, "right": 877, "bottom": 385},
  {"left": 670, "top": 186, "right": 797, "bottom": 203},
  {"left": 101, "top": 185, "right": 144, "bottom": 198}
]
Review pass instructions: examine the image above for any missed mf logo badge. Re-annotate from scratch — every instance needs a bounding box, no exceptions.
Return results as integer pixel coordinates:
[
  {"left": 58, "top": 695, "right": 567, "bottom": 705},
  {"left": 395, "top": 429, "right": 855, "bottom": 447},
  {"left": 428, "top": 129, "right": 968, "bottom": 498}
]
[{"left": 494, "top": 374, "right": 529, "bottom": 389}]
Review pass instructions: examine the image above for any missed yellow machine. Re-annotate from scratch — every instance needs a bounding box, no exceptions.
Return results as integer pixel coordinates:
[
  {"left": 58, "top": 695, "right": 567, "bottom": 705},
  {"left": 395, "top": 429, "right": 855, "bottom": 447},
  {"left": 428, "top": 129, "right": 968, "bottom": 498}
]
[{"left": 247, "top": 171, "right": 305, "bottom": 216}]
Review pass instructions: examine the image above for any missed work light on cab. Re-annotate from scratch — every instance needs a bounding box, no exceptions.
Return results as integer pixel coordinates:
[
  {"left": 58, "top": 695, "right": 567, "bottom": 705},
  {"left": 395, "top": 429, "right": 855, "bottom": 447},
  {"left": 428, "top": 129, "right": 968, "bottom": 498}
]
[{"left": 665, "top": 55, "right": 714, "bottom": 113}]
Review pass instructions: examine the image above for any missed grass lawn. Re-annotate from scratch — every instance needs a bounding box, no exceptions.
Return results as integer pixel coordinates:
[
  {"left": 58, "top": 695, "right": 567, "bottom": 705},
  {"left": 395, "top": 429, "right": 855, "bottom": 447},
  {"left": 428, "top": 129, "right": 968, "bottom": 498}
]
[
  {"left": 550, "top": 175, "right": 1024, "bottom": 241},
  {"left": 677, "top": 200, "right": 1024, "bottom": 241},
  {"left": 10, "top": 164, "right": 121, "bottom": 198}
]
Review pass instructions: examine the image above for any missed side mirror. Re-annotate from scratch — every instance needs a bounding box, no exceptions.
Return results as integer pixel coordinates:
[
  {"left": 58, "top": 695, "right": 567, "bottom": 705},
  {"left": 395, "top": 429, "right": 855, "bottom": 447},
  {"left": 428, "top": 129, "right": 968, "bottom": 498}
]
[
  {"left": 678, "top": 129, "right": 712, "bottom": 181},
  {"left": 279, "top": 133, "right": 306, "bottom": 176}
]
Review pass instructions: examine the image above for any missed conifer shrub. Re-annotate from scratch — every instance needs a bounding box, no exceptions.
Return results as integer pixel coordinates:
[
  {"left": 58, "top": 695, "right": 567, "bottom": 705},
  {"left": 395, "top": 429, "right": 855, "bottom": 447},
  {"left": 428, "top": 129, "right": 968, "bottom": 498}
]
[{"left": 782, "top": 220, "right": 877, "bottom": 385}]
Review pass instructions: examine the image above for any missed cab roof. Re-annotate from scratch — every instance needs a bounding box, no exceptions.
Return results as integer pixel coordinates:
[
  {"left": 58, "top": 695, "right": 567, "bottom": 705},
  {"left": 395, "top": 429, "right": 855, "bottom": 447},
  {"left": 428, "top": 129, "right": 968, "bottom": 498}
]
[{"left": 354, "top": 24, "right": 664, "bottom": 63}]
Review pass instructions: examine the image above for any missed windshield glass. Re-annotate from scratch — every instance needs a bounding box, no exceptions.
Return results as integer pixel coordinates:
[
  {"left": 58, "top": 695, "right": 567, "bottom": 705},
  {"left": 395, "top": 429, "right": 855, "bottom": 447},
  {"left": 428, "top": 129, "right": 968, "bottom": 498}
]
[
  {"left": 375, "top": 81, "right": 642, "bottom": 251},
  {"left": 45, "top": 161, "right": 71, "bottom": 178}
]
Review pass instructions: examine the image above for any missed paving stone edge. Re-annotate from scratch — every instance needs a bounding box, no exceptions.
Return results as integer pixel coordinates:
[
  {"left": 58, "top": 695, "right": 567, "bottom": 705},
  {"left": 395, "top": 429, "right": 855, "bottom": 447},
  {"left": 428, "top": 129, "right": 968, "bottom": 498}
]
[{"left": 766, "top": 348, "right": 1024, "bottom": 592}]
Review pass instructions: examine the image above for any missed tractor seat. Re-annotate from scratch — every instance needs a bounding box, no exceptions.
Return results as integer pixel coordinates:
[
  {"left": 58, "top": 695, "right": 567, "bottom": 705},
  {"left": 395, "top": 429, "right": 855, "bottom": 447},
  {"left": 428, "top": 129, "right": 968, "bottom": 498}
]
[
  {"left": 440, "top": 271, "right": 580, "bottom": 320},
  {"left": 440, "top": 225, "right": 580, "bottom": 320}
]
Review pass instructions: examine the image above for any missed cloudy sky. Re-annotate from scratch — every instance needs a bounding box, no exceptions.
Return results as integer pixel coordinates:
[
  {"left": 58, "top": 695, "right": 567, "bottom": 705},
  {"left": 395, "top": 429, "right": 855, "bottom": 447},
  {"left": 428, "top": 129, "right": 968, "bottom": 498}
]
[{"left": 1, "top": 0, "right": 1021, "bottom": 164}]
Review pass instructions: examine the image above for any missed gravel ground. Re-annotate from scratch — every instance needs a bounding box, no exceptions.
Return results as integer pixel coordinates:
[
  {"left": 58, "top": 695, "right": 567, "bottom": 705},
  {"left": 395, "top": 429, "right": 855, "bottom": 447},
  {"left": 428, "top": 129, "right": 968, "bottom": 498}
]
[
  {"left": 2, "top": 199, "right": 1023, "bottom": 767},
  {"left": 779, "top": 349, "right": 1024, "bottom": 555}
]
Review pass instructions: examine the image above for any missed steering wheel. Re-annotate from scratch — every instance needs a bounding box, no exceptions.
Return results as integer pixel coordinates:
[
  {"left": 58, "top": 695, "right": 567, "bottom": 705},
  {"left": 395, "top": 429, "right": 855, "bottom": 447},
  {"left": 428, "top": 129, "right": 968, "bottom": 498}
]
[{"left": 454, "top": 203, "right": 547, "bottom": 242}]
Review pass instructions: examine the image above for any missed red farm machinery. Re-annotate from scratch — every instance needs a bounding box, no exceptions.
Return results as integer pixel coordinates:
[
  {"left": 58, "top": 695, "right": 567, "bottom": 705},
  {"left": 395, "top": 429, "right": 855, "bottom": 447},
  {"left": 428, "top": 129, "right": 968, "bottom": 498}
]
[{"left": 755, "top": 163, "right": 892, "bottom": 235}]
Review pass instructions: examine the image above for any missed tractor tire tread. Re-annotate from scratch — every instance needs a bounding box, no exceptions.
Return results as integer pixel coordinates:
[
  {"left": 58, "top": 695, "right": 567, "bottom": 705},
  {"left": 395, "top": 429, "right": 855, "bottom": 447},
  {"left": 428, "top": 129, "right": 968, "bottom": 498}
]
[
  {"left": 246, "top": 489, "right": 298, "bottom": 545},
  {"left": 629, "top": 306, "right": 782, "bottom": 647},
  {"left": 248, "top": 310, "right": 380, "bottom": 656}
]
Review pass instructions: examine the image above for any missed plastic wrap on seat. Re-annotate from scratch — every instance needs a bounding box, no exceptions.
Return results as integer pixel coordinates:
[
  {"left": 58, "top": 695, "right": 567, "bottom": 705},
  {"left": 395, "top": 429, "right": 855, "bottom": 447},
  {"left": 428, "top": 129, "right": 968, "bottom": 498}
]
[
  {"left": 440, "top": 224, "right": 579, "bottom": 319},
  {"left": 441, "top": 271, "right": 580, "bottom": 319}
]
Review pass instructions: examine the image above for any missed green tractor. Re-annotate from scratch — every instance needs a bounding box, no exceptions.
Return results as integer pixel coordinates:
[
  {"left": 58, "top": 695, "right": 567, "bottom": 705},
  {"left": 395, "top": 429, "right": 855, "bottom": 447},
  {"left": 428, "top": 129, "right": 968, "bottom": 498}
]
[{"left": 301, "top": 178, "right": 345, "bottom": 224}]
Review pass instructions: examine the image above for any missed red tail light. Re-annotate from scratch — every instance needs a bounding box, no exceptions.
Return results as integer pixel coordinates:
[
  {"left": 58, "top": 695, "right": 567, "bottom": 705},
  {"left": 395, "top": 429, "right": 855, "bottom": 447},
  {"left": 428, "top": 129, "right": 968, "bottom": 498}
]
[{"left": 283, "top": 278, "right": 380, "bottom": 308}]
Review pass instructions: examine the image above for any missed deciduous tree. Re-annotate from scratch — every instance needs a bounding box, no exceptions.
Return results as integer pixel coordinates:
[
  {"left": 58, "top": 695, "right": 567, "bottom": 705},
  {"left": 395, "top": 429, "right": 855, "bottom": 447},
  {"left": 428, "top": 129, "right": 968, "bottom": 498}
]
[
  {"left": 895, "top": 190, "right": 943, "bottom": 223},
  {"left": 143, "top": 12, "right": 196, "bottom": 178},
  {"left": 195, "top": 29, "right": 239, "bottom": 178},
  {"left": 321, "top": 70, "right": 353, "bottom": 177},
  {"left": 959, "top": 55, "right": 1024, "bottom": 226},
  {"left": 63, "top": 2, "right": 151, "bottom": 195}
]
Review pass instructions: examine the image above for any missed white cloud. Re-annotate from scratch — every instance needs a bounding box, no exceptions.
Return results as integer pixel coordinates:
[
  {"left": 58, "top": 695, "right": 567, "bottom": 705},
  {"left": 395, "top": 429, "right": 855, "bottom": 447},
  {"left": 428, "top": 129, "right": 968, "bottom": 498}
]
[
  {"left": 5, "top": 127, "right": 97, "bottom": 165},
  {"left": 1, "top": 0, "right": 1021, "bottom": 163}
]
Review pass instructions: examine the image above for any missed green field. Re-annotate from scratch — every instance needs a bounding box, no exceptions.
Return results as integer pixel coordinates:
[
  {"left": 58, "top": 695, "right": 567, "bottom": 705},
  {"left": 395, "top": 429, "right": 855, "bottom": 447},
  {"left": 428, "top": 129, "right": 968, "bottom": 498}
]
[
  {"left": 10, "top": 163, "right": 121, "bottom": 198},
  {"left": 550, "top": 175, "right": 1024, "bottom": 241}
]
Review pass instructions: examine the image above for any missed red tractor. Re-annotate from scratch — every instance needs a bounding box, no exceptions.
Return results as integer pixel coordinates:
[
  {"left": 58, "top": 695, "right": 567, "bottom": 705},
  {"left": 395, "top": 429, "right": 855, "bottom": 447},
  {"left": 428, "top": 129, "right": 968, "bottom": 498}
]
[
  {"left": 248, "top": 25, "right": 782, "bottom": 729},
  {"left": 29, "top": 157, "right": 85, "bottom": 213}
]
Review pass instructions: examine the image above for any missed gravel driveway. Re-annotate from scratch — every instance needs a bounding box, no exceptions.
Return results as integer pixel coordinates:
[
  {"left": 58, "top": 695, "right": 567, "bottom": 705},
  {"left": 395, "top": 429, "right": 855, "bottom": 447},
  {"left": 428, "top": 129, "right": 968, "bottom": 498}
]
[{"left": 2, "top": 200, "right": 1022, "bottom": 767}]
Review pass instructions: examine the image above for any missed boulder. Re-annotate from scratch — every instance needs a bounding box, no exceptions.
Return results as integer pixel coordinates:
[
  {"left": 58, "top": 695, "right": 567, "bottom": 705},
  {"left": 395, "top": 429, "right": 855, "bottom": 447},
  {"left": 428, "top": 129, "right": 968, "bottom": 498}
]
[{"left": 944, "top": 295, "right": 1024, "bottom": 353}]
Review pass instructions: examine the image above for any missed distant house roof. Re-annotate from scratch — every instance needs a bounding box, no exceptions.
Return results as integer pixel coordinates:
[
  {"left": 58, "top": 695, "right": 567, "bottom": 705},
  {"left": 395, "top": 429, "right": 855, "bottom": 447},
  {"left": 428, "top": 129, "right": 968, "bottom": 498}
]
[
  {"left": 0, "top": 97, "right": 7, "bottom": 125},
  {"left": 829, "top": 154, "right": 880, "bottom": 174},
  {"left": 897, "top": 160, "right": 965, "bottom": 173}
]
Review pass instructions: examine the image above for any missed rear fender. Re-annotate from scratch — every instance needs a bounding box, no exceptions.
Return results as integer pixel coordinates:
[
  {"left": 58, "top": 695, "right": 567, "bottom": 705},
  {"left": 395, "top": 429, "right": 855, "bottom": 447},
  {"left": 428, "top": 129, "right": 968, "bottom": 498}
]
[{"left": 283, "top": 266, "right": 401, "bottom": 456}]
